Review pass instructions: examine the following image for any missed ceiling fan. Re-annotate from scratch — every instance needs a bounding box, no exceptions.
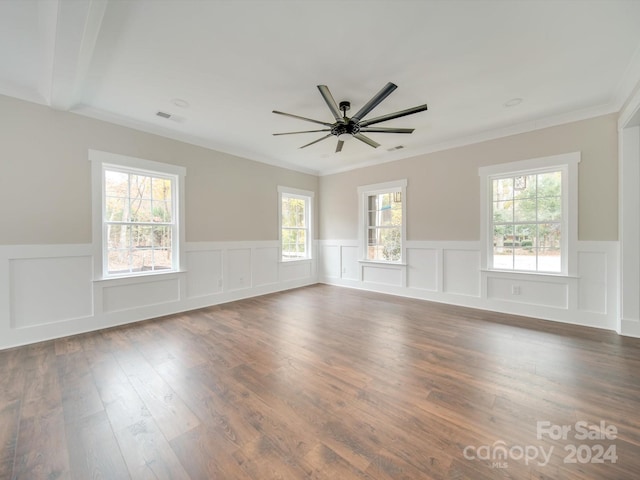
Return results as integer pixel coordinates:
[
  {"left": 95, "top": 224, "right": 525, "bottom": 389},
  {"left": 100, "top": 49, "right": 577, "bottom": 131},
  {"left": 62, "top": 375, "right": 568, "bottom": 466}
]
[{"left": 273, "top": 82, "right": 428, "bottom": 153}]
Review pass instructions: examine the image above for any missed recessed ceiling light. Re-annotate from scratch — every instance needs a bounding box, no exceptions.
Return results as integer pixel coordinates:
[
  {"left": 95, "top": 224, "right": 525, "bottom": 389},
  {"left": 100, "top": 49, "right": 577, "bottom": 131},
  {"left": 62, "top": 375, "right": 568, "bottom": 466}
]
[
  {"left": 172, "top": 98, "right": 189, "bottom": 108},
  {"left": 504, "top": 98, "right": 523, "bottom": 107}
]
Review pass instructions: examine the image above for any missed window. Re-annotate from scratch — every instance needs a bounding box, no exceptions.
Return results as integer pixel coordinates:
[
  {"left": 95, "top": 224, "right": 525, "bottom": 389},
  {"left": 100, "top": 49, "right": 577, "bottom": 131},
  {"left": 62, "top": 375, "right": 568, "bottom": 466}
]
[
  {"left": 278, "top": 186, "right": 313, "bottom": 261},
  {"left": 103, "top": 168, "right": 176, "bottom": 275},
  {"left": 492, "top": 171, "right": 562, "bottom": 272},
  {"left": 358, "top": 180, "right": 407, "bottom": 263},
  {"left": 91, "top": 150, "right": 185, "bottom": 278},
  {"left": 480, "top": 153, "right": 579, "bottom": 275}
]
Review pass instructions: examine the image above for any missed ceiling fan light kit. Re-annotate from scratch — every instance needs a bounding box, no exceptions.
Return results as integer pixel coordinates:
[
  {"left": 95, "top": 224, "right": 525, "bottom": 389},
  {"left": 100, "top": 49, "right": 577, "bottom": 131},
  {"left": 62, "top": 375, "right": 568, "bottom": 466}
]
[{"left": 273, "top": 82, "right": 428, "bottom": 153}]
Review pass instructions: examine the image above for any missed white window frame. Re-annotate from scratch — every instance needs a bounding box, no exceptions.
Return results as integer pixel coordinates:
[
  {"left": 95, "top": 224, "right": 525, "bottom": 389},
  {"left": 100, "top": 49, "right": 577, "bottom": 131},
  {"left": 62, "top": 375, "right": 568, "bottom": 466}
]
[
  {"left": 278, "top": 186, "right": 314, "bottom": 262},
  {"left": 358, "top": 179, "right": 407, "bottom": 264},
  {"left": 479, "top": 152, "right": 580, "bottom": 276},
  {"left": 90, "top": 150, "right": 186, "bottom": 280}
]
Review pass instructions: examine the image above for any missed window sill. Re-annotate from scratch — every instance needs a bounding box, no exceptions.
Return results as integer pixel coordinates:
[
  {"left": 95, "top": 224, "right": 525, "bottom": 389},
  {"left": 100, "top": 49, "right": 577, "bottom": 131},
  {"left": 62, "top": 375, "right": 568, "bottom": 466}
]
[
  {"left": 482, "top": 269, "right": 579, "bottom": 279},
  {"left": 94, "top": 269, "right": 187, "bottom": 284},
  {"left": 280, "top": 258, "right": 312, "bottom": 264},
  {"left": 359, "top": 260, "right": 407, "bottom": 267}
]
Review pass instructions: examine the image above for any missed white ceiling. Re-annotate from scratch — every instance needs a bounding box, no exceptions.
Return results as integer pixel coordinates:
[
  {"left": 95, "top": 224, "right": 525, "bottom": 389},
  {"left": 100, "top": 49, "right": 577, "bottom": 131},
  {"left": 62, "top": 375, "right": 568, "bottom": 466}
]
[{"left": 2, "top": 0, "right": 640, "bottom": 175}]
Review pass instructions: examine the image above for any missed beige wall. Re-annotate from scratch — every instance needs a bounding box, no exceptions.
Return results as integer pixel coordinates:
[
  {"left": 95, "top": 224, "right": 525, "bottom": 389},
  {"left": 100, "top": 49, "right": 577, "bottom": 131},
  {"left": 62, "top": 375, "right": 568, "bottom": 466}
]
[
  {"left": 319, "top": 114, "right": 618, "bottom": 241},
  {"left": 0, "top": 94, "right": 617, "bottom": 245},
  {"left": 0, "top": 95, "right": 318, "bottom": 244}
]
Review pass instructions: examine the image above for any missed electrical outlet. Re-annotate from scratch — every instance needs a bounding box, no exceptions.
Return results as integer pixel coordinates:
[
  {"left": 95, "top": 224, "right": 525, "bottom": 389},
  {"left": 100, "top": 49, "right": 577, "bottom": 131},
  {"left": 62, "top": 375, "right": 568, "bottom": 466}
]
[
  {"left": 239, "top": 277, "right": 244, "bottom": 285},
  {"left": 511, "top": 285, "right": 521, "bottom": 295},
  {"left": 218, "top": 278, "right": 223, "bottom": 287}
]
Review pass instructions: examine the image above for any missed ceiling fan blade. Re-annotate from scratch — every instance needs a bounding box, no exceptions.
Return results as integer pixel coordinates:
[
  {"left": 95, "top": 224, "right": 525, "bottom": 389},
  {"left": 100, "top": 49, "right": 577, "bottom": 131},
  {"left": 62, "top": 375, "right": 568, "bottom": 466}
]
[
  {"left": 273, "top": 110, "right": 332, "bottom": 127},
  {"left": 273, "top": 129, "right": 331, "bottom": 136},
  {"left": 350, "top": 82, "right": 397, "bottom": 123},
  {"left": 353, "top": 133, "right": 380, "bottom": 148},
  {"left": 359, "top": 127, "right": 415, "bottom": 134},
  {"left": 299, "top": 134, "right": 333, "bottom": 149},
  {"left": 335, "top": 140, "right": 344, "bottom": 153},
  {"left": 359, "top": 104, "right": 428, "bottom": 127},
  {"left": 317, "top": 85, "right": 344, "bottom": 123}
]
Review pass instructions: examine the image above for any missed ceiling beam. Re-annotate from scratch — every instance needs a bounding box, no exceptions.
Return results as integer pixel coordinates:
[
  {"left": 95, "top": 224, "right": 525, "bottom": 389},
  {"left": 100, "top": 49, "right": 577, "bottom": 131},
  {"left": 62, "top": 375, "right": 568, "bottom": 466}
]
[{"left": 43, "top": 0, "right": 108, "bottom": 111}]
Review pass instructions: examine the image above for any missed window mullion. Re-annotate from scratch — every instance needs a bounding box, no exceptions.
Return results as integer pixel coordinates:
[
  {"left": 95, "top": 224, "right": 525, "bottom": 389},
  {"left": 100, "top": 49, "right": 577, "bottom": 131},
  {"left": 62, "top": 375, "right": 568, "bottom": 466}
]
[
  {"left": 127, "top": 223, "right": 133, "bottom": 274},
  {"left": 535, "top": 174, "right": 539, "bottom": 272}
]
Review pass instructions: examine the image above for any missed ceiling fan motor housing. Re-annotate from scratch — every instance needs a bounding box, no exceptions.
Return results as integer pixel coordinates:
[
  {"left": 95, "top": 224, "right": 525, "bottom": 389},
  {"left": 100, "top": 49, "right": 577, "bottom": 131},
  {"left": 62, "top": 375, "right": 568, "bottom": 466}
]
[
  {"left": 331, "top": 121, "right": 360, "bottom": 137},
  {"left": 331, "top": 100, "right": 359, "bottom": 137}
]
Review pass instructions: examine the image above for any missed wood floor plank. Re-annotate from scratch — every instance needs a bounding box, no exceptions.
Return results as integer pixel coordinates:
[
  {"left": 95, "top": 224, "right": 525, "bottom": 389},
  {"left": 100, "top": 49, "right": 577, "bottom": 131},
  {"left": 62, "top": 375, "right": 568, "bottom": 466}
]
[
  {"left": 169, "top": 424, "right": 253, "bottom": 480},
  {"left": 0, "top": 347, "right": 27, "bottom": 403},
  {"left": 65, "top": 411, "right": 130, "bottom": 480},
  {"left": 20, "top": 343, "right": 62, "bottom": 416},
  {"left": 90, "top": 354, "right": 153, "bottom": 432},
  {"left": 228, "top": 380, "right": 320, "bottom": 462},
  {"left": 158, "top": 357, "right": 321, "bottom": 463},
  {"left": 365, "top": 448, "right": 441, "bottom": 480},
  {"left": 3, "top": 284, "right": 640, "bottom": 479},
  {"left": 0, "top": 399, "right": 21, "bottom": 479},
  {"left": 232, "top": 434, "right": 313, "bottom": 480},
  {"left": 301, "top": 443, "right": 375, "bottom": 480},
  {"left": 337, "top": 397, "right": 457, "bottom": 477},
  {"left": 114, "top": 417, "right": 190, "bottom": 480},
  {"left": 114, "top": 349, "right": 200, "bottom": 441},
  {"left": 12, "top": 407, "right": 71, "bottom": 480},
  {"left": 54, "top": 336, "right": 83, "bottom": 356},
  {"left": 57, "top": 351, "right": 104, "bottom": 423},
  {"left": 155, "top": 359, "right": 261, "bottom": 450}
]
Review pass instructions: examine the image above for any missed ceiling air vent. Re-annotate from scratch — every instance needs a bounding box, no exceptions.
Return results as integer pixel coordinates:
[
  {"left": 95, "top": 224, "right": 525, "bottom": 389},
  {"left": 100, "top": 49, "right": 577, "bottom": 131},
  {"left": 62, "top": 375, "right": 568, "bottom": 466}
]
[
  {"left": 156, "top": 111, "right": 172, "bottom": 119},
  {"left": 387, "top": 145, "right": 405, "bottom": 152}
]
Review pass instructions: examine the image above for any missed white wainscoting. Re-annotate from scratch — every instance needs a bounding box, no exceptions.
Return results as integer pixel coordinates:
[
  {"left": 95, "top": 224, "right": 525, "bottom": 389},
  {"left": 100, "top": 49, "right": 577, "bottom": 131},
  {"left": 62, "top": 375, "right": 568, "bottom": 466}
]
[
  {"left": 0, "top": 241, "right": 317, "bottom": 349},
  {"left": 0, "top": 239, "right": 622, "bottom": 348},
  {"left": 319, "top": 240, "right": 619, "bottom": 333}
]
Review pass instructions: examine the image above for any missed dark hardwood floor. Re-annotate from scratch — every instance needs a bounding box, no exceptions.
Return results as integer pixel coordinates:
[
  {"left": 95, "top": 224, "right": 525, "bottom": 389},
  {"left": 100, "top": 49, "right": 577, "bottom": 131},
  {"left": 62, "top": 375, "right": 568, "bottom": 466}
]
[{"left": 1, "top": 284, "right": 640, "bottom": 479}]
